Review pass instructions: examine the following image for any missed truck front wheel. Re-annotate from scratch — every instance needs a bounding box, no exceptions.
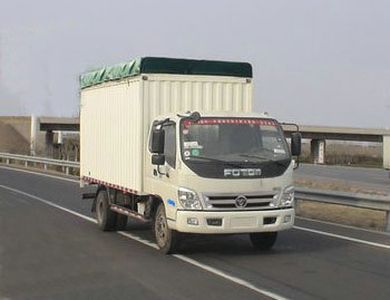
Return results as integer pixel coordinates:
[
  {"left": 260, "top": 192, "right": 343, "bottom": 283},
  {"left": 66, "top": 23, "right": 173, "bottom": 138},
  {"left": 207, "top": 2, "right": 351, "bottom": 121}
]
[
  {"left": 154, "top": 203, "right": 180, "bottom": 254},
  {"left": 115, "top": 215, "right": 128, "bottom": 231},
  {"left": 96, "top": 189, "right": 117, "bottom": 231},
  {"left": 249, "top": 232, "right": 278, "bottom": 251}
]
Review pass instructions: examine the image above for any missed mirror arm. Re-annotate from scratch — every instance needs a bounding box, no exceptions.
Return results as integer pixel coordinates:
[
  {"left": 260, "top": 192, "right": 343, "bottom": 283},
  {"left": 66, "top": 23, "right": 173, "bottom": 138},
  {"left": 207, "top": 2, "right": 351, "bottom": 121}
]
[
  {"left": 280, "top": 122, "right": 300, "bottom": 132},
  {"left": 156, "top": 165, "right": 168, "bottom": 177},
  {"left": 281, "top": 122, "right": 301, "bottom": 170},
  {"left": 177, "top": 111, "right": 201, "bottom": 122},
  {"left": 293, "top": 156, "right": 300, "bottom": 170},
  {"left": 154, "top": 118, "right": 170, "bottom": 127},
  {"left": 157, "top": 165, "right": 165, "bottom": 175}
]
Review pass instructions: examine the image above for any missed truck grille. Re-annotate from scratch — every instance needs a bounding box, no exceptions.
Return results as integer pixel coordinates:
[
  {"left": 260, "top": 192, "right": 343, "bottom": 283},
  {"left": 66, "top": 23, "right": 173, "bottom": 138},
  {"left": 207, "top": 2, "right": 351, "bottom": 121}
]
[{"left": 203, "top": 192, "right": 277, "bottom": 211}]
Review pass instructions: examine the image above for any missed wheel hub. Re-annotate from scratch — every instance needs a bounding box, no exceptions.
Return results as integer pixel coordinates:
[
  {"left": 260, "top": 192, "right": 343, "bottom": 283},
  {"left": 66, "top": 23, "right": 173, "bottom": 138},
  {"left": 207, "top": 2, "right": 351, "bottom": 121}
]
[
  {"left": 96, "top": 198, "right": 104, "bottom": 224},
  {"left": 156, "top": 212, "right": 168, "bottom": 246}
]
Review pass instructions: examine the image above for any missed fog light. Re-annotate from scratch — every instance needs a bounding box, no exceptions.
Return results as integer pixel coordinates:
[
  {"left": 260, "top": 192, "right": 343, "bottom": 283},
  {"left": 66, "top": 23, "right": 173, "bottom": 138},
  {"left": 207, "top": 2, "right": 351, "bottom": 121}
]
[
  {"left": 283, "top": 215, "right": 292, "bottom": 223},
  {"left": 187, "top": 217, "right": 199, "bottom": 225},
  {"left": 206, "top": 218, "right": 222, "bottom": 226},
  {"left": 263, "top": 217, "right": 277, "bottom": 225}
]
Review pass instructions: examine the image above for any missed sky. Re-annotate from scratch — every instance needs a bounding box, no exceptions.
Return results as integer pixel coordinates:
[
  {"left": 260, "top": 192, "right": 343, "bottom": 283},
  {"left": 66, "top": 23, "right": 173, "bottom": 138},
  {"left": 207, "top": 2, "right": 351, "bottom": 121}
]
[{"left": 0, "top": 0, "right": 389, "bottom": 128}]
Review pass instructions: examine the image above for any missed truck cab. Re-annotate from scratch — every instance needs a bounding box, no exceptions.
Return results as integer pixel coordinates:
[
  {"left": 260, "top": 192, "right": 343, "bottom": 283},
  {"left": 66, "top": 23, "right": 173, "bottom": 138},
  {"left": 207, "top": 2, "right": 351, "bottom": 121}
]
[{"left": 146, "top": 111, "right": 301, "bottom": 252}]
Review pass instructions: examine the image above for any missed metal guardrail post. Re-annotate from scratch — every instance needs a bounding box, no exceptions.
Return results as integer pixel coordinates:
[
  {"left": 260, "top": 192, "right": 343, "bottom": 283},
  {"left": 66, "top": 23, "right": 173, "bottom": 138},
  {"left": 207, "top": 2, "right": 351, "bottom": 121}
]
[{"left": 386, "top": 212, "right": 390, "bottom": 232}]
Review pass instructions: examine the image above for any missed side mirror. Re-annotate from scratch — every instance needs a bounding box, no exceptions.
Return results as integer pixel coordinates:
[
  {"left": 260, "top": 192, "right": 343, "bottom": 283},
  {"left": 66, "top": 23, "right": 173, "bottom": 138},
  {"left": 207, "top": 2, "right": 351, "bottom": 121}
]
[
  {"left": 151, "top": 129, "right": 165, "bottom": 154},
  {"left": 189, "top": 111, "right": 201, "bottom": 122},
  {"left": 152, "top": 154, "right": 165, "bottom": 166},
  {"left": 291, "top": 132, "right": 302, "bottom": 156}
]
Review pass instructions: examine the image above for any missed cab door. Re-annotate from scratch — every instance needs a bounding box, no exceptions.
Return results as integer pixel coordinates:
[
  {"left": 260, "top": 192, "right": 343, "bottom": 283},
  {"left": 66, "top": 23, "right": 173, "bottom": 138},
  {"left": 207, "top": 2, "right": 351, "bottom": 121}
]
[{"left": 145, "top": 121, "right": 179, "bottom": 220}]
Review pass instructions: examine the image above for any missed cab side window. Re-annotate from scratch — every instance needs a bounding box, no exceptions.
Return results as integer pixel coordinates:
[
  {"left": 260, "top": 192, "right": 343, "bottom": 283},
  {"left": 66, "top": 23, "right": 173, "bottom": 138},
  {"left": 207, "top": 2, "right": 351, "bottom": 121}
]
[{"left": 163, "top": 123, "right": 176, "bottom": 168}]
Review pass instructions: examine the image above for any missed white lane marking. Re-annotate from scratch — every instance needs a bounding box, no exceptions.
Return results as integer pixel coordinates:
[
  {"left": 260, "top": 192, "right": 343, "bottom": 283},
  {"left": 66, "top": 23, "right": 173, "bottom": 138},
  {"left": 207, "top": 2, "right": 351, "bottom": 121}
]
[
  {"left": 0, "top": 184, "right": 287, "bottom": 300},
  {"left": 0, "top": 184, "right": 95, "bottom": 223},
  {"left": 294, "top": 226, "right": 390, "bottom": 250},
  {"left": 117, "top": 231, "right": 159, "bottom": 250},
  {"left": 296, "top": 216, "right": 390, "bottom": 237},
  {"left": 2, "top": 166, "right": 389, "bottom": 249},
  {"left": 173, "top": 254, "right": 288, "bottom": 300},
  {"left": 0, "top": 165, "right": 79, "bottom": 183}
]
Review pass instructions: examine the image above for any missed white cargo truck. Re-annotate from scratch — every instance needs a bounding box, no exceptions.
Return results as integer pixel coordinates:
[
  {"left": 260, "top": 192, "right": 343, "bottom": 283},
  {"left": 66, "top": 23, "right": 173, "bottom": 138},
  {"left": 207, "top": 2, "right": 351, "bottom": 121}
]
[{"left": 80, "top": 57, "right": 301, "bottom": 253}]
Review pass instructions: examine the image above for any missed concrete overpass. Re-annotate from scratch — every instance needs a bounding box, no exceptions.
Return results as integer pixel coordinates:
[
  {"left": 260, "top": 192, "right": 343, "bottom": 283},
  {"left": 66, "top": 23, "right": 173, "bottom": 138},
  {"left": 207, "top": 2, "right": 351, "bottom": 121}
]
[
  {"left": 2, "top": 116, "right": 389, "bottom": 169},
  {"left": 282, "top": 124, "right": 389, "bottom": 142},
  {"left": 39, "top": 117, "right": 79, "bottom": 131},
  {"left": 37, "top": 117, "right": 390, "bottom": 169},
  {"left": 28, "top": 116, "right": 79, "bottom": 157},
  {"left": 282, "top": 124, "right": 390, "bottom": 168}
]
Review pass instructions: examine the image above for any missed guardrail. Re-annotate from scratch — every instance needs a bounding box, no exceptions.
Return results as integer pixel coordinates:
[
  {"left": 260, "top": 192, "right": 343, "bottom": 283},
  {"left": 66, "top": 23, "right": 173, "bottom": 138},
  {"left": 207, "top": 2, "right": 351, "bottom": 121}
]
[
  {"left": 1, "top": 152, "right": 389, "bottom": 231},
  {"left": 295, "top": 187, "right": 390, "bottom": 232},
  {"left": 0, "top": 152, "right": 79, "bottom": 175}
]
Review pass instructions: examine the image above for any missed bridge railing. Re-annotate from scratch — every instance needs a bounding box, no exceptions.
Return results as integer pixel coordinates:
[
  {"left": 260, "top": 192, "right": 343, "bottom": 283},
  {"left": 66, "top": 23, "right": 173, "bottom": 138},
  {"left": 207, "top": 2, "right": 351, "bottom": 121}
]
[{"left": 1, "top": 152, "right": 389, "bottom": 231}]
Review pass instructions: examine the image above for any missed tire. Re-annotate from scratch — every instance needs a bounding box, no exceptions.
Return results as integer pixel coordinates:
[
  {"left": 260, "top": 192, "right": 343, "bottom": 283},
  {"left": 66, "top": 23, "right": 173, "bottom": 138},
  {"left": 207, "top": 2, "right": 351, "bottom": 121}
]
[
  {"left": 154, "top": 202, "right": 181, "bottom": 254},
  {"left": 116, "top": 215, "right": 128, "bottom": 231},
  {"left": 95, "top": 189, "right": 117, "bottom": 231},
  {"left": 249, "top": 232, "right": 278, "bottom": 251}
]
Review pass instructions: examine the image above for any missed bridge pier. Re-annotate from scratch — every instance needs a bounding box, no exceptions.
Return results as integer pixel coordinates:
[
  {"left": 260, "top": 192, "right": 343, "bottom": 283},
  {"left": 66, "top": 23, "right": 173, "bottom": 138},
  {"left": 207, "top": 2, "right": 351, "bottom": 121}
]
[
  {"left": 30, "top": 115, "right": 39, "bottom": 156},
  {"left": 45, "top": 130, "right": 54, "bottom": 157},
  {"left": 384, "top": 135, "right": 390, "bottom": 170},
  {"left": 311, "top": 139, "right": 326, "bottom": 164}
]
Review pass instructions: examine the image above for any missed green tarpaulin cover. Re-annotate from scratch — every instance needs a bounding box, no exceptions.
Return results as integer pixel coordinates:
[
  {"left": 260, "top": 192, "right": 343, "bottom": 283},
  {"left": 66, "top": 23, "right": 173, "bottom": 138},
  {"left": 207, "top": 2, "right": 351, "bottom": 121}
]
[{"left": 80, "top": 57, "right": 252, "bottom": 89}]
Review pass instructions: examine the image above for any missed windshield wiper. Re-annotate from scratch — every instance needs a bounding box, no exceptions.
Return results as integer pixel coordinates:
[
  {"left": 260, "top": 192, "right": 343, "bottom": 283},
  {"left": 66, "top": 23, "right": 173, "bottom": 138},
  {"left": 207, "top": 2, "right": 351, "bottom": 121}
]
[
  {"left": 239, "top": 154, "right": 268, "bottom": 161},
  {"left": 186, "top": 155, "right": 243, "bottom": 168},
  {"left": 239, "top": 154, "right": 290, "bottom": 167},
  {"left": 271, "top": 159, "right": 290, "bottom": 167}
]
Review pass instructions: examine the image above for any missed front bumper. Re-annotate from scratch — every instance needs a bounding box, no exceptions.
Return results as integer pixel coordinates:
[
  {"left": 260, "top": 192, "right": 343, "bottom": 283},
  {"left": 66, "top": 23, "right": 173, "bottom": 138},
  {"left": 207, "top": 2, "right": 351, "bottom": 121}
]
[{"left": 168, "top": 208, "right": 295, "bottom": 234}]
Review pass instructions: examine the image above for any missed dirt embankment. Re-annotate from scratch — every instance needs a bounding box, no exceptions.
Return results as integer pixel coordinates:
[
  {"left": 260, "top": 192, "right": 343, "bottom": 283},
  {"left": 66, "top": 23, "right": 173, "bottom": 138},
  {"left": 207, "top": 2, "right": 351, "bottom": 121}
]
[
  {"left": 296, "top": 201, "right": 386, "bottom": 231},
  {"left": 0, "top": 121, "right": 30, "bottom": 154}
]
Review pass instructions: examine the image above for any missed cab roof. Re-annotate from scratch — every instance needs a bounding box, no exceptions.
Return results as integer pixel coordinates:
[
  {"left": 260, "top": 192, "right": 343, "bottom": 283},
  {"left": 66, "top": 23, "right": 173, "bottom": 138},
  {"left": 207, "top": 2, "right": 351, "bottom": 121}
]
[{"left": 158, "top": 111, "right": 275, "bottom": 122}]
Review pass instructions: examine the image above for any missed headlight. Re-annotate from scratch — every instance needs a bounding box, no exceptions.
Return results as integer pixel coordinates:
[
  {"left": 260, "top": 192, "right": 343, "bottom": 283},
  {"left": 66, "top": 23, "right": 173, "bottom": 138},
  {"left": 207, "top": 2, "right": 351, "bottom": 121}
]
[
  {"left": 178, "top": 187, "right": 202, "bottom": 210},
  {"left": 280, "top": 186, "right": 294, "bottom": 207},
  {"left": 270, "top": 187, "right": 281, "bottom": 207}
]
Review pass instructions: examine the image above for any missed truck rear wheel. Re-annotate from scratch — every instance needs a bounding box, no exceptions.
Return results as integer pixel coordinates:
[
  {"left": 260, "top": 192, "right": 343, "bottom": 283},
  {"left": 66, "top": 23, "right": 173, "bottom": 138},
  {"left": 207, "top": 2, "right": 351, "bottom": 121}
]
[
  {"left": 154, "top": 203, "right": 180, "bottom": 254},
  {"left": 96, "top": 189, "right": 117, "bottom": 231},
  {"left": 249, "top": 232, "right": 278, "bottom": 251}
]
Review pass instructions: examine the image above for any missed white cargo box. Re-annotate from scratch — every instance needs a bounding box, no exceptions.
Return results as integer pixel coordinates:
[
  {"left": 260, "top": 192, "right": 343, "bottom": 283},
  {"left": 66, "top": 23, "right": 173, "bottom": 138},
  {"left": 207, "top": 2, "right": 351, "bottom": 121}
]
[{"left": 80, "top": 57, "right": 253, "bottom": 193}]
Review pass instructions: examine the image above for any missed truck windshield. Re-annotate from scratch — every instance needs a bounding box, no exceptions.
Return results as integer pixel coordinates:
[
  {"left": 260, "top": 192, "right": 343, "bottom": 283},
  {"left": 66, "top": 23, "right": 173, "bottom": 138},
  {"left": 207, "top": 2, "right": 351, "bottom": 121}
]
[{"left": 180, "top": 117, "right": 291, "bottom": 179}]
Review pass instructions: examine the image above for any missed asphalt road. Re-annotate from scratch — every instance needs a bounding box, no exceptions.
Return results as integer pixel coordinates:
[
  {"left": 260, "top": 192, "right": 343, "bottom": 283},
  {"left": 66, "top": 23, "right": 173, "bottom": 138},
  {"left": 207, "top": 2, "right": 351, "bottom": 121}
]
[
  {"left": 295, "top": 164, "right": 390, "bottom": 194},
  {"left": 1, "top": 166, "right": 390, "bottom": 300}
]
